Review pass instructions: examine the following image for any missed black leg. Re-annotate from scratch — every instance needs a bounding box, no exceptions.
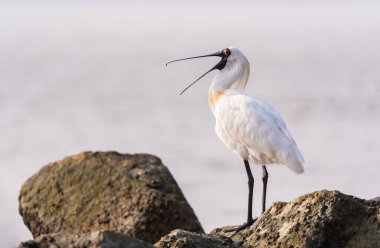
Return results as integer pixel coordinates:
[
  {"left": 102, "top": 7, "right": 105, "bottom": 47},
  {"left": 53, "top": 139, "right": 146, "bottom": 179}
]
[
  {"left": 227, "top": 160, "right": 256, "bottom": 232},
  {"left": 245, "top": 160, "right": 254, "bottom": 224},
  {"left": 262, "top": 165, "right": 268, "bottom": 214}
]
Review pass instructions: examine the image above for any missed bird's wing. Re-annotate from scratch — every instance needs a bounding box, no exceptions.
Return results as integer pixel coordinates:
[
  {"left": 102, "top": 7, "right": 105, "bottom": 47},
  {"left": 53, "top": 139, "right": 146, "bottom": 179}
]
[
  {"left": 215, "top": 92, "right": 304, "bottom": 173},
  {"left": 254, "top": 96, "right": 305, "bottom": 163}
]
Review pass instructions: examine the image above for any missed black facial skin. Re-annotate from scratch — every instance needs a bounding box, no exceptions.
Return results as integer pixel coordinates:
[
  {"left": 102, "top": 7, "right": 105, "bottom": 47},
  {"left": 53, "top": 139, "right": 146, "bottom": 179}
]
[
  {"left": 215, "top": 56, "right": 228, "bottom": 70},
  {"left": 166, "top": 48, "right": 232, "bottom": 95},
  {"left": 213, "top": 48, "right": 231, "bottom": 70}
]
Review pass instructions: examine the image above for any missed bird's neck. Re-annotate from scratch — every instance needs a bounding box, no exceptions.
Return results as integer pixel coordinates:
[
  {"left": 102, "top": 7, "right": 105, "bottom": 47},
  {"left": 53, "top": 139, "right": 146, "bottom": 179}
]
[
  {"left": 208, "top": 87, "right": 244, "bottom": 114},
  {"left": 208, "top": 89, "right": 225, "bottom": 112},
  {"left": 208, "top": 67, "right": 249, "bottom": 113}
]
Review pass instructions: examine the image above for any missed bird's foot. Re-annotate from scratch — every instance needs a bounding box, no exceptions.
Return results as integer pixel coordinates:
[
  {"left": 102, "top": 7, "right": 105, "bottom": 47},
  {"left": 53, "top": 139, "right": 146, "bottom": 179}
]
[{"left": 225, "top": 218, "right": 257, "bottom": 233}]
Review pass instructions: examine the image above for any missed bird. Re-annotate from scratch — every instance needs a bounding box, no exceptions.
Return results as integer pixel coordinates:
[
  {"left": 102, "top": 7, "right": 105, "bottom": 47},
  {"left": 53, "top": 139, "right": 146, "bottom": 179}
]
[{"left": 166, "top": 47, "right": 305, "bottom": 231}]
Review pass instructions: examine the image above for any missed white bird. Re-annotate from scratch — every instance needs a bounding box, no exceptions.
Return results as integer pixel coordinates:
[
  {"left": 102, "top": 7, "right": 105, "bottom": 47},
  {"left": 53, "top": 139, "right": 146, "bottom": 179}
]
[{"left": 167, "top": 47, "right": 305, "bottom": 231}]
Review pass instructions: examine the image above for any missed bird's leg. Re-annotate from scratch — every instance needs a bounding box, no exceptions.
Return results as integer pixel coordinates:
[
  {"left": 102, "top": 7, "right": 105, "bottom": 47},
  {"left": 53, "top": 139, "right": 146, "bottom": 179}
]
[
  {"left": 226, "top": 160, "right": 256, "bottom": 232},
  {"left": 262, "top": 165, "right": 268, "bottom": 214},
  {"left": 245, "top": 160, "right": 254, "bottom": 225}
]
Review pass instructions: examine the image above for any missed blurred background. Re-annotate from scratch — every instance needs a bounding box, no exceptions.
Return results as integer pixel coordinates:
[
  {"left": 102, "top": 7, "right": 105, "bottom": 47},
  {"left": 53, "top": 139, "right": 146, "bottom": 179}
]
[{"left": 1, "top": 0, "right": 380, "bottom": 246}]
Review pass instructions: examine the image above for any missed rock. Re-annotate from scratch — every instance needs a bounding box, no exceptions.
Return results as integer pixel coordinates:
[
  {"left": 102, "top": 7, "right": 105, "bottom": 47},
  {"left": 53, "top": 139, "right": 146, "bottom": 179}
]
[
  {"left": 19, "top": 151, "right": 203, "bottom": 243},
  {"left": 154, "top": 229, "right": 238, "bottom": 248},
  {"left": 371, "top": 196, "right": 380, "bottom": 202},
  {"left": 239, "top": 190, "right": 380, "bottom": 248},
  {"left": 155, "top": 190, "right": 380, "bottom": 248},
  {"left": 19, "top": 230, "right": 154, "bottom": 248}
]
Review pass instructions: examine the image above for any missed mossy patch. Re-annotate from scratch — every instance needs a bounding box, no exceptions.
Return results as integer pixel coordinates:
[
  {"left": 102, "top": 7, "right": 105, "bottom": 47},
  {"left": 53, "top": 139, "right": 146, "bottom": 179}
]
[{"left": 19, "top": 151, "right": 203, "bottom": 243}]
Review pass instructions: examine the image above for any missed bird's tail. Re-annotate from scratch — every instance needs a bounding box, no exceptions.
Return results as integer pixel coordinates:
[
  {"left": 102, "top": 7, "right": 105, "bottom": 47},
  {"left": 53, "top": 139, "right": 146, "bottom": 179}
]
[{"left": 284, "top": 149, "right": 305, "bottom": 174}]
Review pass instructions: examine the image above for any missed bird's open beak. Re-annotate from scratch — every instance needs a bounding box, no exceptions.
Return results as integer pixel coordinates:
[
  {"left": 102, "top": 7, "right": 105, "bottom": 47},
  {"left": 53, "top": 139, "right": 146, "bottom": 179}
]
[{"left": 166, "top": 50, "right": 228, "bottom": 95}]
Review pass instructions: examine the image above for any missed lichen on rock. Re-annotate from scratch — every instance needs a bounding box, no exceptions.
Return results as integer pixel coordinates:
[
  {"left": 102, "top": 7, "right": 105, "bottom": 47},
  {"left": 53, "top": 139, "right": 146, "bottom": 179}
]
[
  {"left": 156, "top": 190, "right": 380, "bottom": 248},
  {"left": 19, "top": 230, "right": 154, "bottom": 248},
  {"left": 18, "top": 152, "right": 380, "bottom": 247},
  {"left": 19, "top": 151, "right": 203, "bottom": 244},
  {"left": 154, "top": 229, "right": 238, "bottom": 248},
  {"left": 238, "top": 190, "right": 380, "bottom": 248}
]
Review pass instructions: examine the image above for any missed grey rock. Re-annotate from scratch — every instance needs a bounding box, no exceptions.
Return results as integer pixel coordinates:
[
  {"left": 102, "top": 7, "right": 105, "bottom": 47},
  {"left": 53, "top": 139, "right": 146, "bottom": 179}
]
[
  {"left": 371, "top": 196, "right": 380, "bottom": 202},
  {"left": 154, "top": 229, "right": 238, "bottom": 248},
  {"left": 155, "top": 190, "right": 380, "bottom": 248},
  {"left": 19, "top": 151, "right": 203, "bottom": 244},
  {"left": 19, "top": 230, "right": 154, "bottom": 248}
]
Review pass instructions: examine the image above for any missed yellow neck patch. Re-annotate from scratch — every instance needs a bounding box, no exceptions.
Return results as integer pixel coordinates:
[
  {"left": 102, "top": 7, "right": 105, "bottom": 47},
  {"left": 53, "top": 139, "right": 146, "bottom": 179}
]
[{"left": 208, "top": 90, "right": 225, "bottom": 108}]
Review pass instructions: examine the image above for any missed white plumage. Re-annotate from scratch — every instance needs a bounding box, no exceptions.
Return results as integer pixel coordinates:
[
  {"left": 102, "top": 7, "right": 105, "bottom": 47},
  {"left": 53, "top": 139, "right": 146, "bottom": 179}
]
[
  {"left": 214, "top": 90, "right": 305, "bottom": 174},
  {"left": 208, "top": 47, "right": 304, "bottom": 174},
  {"left": 167, "top": 46, "right": 304, "bottom": 231}
]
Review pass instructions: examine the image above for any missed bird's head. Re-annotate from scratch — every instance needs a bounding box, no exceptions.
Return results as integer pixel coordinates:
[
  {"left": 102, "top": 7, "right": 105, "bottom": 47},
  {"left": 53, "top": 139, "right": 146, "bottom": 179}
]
[{"left": 166, "top": 47, "right": 250, "bottom": 94}]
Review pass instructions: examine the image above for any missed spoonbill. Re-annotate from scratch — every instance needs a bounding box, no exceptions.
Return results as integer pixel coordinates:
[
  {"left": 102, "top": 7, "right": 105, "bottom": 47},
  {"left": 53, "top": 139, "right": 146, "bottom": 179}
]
[{"left": 167, "top": 47, "right": 305, "bottom": 231}]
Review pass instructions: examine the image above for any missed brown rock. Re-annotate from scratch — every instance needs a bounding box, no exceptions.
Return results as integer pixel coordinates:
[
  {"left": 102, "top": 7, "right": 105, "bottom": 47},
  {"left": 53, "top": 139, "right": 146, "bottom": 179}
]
[
  {"left": 155, "top": 190, "right": 380, "bottom": 248},
  {"left": 236, "top": 190, "right": 380, "bottom": 247},
  {"left": 19, "top": 230, "right": 154, "bottom": 248},
  {"left": 19, "top": 151, "right": 203, "bottom": 243},
  {"left": 154, "top": 229, "right": 238, "bottom": 248}
]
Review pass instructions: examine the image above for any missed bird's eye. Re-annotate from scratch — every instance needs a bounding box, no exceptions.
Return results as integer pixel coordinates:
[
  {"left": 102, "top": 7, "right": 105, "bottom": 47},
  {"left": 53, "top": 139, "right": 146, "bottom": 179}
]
[{"left": 223, "top": 48, "right": 231, "bottom": 56}]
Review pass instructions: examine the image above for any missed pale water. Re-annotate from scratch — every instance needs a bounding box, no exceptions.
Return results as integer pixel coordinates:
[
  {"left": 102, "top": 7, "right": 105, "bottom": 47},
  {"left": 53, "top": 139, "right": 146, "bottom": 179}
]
[{"left": 1, "top": 1, "right": 380, "bottom": 246}]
